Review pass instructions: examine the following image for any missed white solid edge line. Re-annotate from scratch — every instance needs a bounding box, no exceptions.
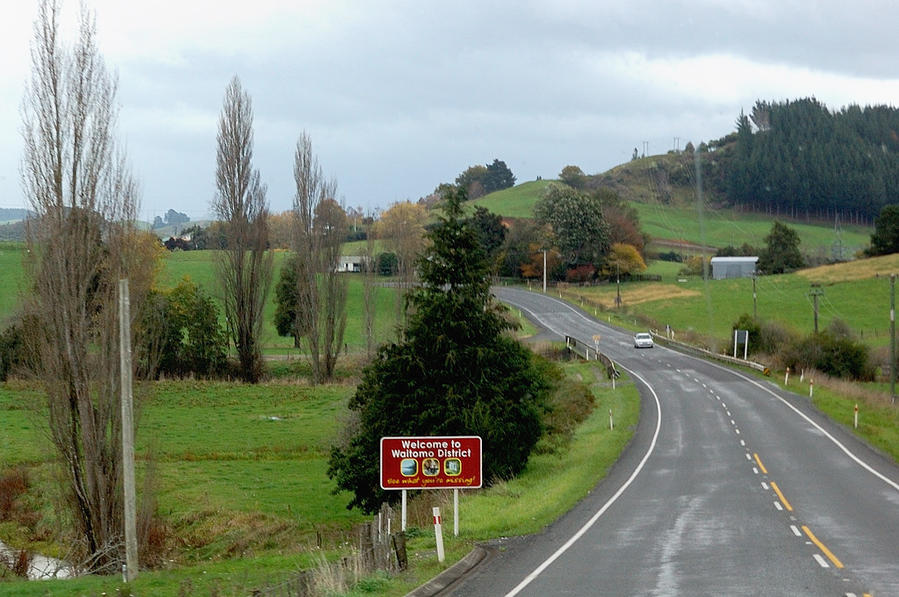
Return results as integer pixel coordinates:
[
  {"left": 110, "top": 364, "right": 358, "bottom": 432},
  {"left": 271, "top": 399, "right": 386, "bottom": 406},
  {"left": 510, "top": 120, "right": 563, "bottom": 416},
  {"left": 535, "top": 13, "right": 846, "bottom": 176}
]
[
  {"left": 503, "top": 367, "right": 662, "bottom": 597},
  {"left": 504, "top": 287, "right": 899, "bottom": 493},
  {"left": 721, "top": 367, "right": 899, "bottom": 493}
]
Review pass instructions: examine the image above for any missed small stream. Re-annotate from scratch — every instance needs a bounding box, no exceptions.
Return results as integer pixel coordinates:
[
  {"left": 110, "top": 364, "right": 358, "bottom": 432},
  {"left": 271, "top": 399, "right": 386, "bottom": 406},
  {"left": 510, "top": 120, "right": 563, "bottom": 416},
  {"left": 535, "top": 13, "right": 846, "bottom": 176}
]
[{"left": 0, "top": 538, "right": 72, "bottom": 580}]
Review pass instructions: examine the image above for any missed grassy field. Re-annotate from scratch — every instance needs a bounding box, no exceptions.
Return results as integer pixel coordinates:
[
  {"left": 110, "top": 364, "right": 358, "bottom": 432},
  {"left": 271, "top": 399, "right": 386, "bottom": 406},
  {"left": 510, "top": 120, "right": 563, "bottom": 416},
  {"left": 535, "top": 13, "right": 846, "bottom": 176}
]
[
  {"left": 0, "top": 246, "right": 404, "bottom": 354},
  {"left": 631, "top": 202, "right": 871, "bottom": 255},
  {"left": 557, "top": 253, "right": 899, "bottom": 350},
  {"left": 0, "top": 243, "right": 27, "bottom": 324},
  {"left": 0, "top": 355, "right": 639, "bottom": 596},
  {"left": 468, "top": 179, "right": 552, "bottom": 218}
]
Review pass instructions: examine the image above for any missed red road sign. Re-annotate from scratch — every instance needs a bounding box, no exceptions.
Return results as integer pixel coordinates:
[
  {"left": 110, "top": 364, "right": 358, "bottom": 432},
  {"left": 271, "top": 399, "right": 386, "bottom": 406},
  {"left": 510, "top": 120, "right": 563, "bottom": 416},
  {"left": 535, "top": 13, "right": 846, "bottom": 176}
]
[{"left": 380, "top": 436, "right": 482, "bottom": 490}]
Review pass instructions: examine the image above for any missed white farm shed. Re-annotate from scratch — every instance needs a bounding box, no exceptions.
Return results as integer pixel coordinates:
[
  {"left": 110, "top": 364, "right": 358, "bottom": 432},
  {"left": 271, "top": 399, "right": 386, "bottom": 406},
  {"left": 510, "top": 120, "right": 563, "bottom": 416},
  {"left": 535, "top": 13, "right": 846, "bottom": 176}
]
[{"left": 710, "top": 256, "right": 758, "bottom": 280}]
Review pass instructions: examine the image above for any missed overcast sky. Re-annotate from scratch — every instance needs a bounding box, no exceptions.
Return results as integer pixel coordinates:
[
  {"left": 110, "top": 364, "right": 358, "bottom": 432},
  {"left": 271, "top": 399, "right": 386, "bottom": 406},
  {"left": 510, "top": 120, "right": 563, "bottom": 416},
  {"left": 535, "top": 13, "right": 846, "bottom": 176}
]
[{"left": 2, "top": 0, "right": 899, "bottom": 222}]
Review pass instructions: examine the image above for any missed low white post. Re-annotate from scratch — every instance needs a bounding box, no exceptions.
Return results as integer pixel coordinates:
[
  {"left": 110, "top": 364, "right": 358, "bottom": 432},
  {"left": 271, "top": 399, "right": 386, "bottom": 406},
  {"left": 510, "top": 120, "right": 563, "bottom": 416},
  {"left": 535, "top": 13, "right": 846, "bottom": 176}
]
[
  {"left": 433, "top": 507, "right": 445, "bottom": 563},
  {"left": 785, "top": 367, "right": 790, "bottom": 385},
  {"left": 453, "top": 489, "right": 459, "bottom": 537},
  {"left": 809, "top": 379, "right": 814, "bottom": 398},
  {"left": 854, "top": 403, "right": 858, "bottom": 429},
  {"left": 609, "top": 409, "right": 614, "bottom": 430},
  {"left": 401, "top": 490, "right": 407, "bottom": 531}
]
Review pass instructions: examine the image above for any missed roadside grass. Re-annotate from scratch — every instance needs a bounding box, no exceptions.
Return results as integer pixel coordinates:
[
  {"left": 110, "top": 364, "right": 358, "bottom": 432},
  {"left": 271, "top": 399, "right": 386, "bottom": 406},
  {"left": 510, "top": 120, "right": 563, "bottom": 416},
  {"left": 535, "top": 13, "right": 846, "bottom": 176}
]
[
  {"left": 365, "top": 361, "right": 641, "bottom": 596},
  {"left": 767, "top": 373, "right": 899, "bottom": 463}
]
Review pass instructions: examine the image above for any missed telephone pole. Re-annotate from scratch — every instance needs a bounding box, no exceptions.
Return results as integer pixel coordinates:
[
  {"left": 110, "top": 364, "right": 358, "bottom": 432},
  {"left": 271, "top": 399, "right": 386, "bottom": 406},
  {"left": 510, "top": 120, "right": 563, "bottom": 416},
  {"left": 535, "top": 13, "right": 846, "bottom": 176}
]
[
  {"left": 752, "top": 274, "right": 757, "bottom": 319},
  {"left": 615, "top": 261, "right": 622, "bottom": 307},
  {"left": 119, "top": 280, "right": 138, "bottom": 581},
  {"left": 809, "top": 284, "right": 823, "bottom": 334}
]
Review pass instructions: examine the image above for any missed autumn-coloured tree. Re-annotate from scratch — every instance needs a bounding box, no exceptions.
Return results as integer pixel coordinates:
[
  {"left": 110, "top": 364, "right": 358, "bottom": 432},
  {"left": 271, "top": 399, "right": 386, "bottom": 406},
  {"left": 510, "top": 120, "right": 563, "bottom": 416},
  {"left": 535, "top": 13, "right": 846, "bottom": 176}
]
[
  {"left": 268, "top": 210, "right": 294, "bottom": 249},
  {"left": 605, "top": 243, "right": 647, "bottom": 277}
]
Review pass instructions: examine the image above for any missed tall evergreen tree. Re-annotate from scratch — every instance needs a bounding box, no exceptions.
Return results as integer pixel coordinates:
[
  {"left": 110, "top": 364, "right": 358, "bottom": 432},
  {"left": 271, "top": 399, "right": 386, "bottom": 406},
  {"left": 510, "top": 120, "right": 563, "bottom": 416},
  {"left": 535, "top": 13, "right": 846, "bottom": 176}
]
[
  {"left": 867, "top": 204, "right": 899, "bottom": 256},
  {"left": 328, "top": 187, "right": 550, "bottom": 512},
  {"left": 758, "top": 221, "right": 804, "bottom": 274},
  {"left": 483, "top": 158, "right": 516, "bottom": 193}
]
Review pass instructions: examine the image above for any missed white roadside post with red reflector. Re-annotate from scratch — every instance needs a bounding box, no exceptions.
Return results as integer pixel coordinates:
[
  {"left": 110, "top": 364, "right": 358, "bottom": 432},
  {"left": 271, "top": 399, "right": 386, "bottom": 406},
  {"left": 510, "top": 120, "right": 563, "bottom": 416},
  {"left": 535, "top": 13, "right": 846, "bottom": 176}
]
[{"left": 433, "top": 507, "right": 445, "bottom": 562}]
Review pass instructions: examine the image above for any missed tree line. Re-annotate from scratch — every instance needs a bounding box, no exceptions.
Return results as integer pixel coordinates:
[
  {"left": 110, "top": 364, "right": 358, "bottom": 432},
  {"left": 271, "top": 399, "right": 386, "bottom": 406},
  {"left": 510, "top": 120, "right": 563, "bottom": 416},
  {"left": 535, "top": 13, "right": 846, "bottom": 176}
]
[{"left": 724, "top": 98, "right": 899, "bottom": 223}]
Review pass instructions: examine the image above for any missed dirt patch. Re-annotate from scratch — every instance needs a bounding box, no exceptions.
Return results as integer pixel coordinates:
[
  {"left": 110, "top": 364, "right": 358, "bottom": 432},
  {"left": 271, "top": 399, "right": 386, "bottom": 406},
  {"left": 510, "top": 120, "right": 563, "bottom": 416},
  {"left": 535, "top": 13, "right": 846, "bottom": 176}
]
[
  {"left": 618, "top": 283, "right": 701, "bottom": 305},
  {"left": 798, "top": 253, "right": 899, "bottom": 284}
]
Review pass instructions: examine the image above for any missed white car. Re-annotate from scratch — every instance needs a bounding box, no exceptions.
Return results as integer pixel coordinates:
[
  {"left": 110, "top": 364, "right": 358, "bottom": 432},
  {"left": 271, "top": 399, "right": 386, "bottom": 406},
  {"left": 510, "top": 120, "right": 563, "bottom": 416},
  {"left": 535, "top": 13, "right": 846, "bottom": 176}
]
[{"left": 634, "top": 332, "right": 654, "bottom": 349}]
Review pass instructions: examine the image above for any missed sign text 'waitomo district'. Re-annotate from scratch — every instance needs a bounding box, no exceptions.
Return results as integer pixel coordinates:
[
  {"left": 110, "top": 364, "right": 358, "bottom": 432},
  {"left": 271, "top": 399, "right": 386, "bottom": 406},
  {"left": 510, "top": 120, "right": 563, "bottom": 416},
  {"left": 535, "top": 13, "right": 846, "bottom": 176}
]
[{"left": 380, "top": 436, "right": 482, "bottom": 490}]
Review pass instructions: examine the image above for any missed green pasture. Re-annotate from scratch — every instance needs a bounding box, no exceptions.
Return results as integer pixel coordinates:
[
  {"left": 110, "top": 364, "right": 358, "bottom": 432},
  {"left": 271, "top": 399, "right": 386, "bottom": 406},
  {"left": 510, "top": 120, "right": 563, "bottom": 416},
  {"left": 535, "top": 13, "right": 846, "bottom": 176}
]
[
  {"left": 158, "top": 250, "right": 404, "bottom": 354},
  {"left": 0, "top": 243, "right": 27, "bottom": 324},
  {"left": 633, "top": 202, "right": 871, "bottom": 255},
  {"left": 0, "top": 358, "right": 640, "bottom": 596},
  {"left": 468, "top": 179, "right": 551, "bottom": 218},
  {"left": 561, "top": 269, "right": 896, "bottom": 348}
]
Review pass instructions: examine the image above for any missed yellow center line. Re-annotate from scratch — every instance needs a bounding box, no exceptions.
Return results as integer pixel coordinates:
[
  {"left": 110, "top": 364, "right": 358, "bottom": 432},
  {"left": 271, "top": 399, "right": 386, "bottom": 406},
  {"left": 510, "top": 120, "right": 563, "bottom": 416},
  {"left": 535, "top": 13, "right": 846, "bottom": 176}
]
[
  {"left": 802, "top": 525, "right": 844, "bottom": 569},
  {"left": 769, "top": 481, "right": 793, "bottom": 511},
  {"left": 753, "top": 453, "right": 768, "bottom": 474}
]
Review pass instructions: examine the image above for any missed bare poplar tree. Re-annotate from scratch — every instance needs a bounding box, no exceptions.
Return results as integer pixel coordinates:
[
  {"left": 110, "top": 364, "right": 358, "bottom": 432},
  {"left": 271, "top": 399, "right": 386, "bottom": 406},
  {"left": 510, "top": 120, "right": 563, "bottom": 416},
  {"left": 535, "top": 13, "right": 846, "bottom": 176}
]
[
  {"left": 292, "top": 132, "right": 347, "bottom": 383},
  {"left": 21, "top": 0, "right": 155, "bottom": 571},
  {"left": 213, "top": 76, "right": 272, "bottom": 383},
  {"left": 362, "top": 214, "right": 377, "bottom": 357}
]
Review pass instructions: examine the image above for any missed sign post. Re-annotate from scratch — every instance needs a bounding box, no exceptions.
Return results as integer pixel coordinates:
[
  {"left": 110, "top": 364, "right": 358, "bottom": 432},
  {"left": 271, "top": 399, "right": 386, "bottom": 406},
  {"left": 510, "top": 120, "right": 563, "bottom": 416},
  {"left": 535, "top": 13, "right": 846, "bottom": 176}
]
[{"left": 381, "top": 436, "right": 483, "bottom": 536}]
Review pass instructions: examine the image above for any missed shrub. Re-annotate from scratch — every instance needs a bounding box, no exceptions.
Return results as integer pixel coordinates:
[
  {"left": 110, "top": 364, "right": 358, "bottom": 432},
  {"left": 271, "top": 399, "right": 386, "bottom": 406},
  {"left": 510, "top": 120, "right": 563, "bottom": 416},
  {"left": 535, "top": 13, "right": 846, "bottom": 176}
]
[
  {"left": 375, "top": 252, "right": 397, "bottom": 276},
  {"left": 731, "top": 313, "right": 761, "bottom": 355},
  {"left": 656, "top": 251, "right": 683, "bottom": 263},
  {"left": 138, "top": 279, "right": 228, "bottom": 379},
  {"left": 0, "top": 321, "right": 26, "bottom": 381}
]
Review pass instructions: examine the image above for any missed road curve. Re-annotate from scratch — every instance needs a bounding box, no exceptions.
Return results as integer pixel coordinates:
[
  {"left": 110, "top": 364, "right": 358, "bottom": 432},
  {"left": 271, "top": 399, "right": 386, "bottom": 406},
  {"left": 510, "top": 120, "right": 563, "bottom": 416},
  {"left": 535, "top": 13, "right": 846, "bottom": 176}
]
[{"left": 446, "top": 287, "right": 899, "bottom": 597}]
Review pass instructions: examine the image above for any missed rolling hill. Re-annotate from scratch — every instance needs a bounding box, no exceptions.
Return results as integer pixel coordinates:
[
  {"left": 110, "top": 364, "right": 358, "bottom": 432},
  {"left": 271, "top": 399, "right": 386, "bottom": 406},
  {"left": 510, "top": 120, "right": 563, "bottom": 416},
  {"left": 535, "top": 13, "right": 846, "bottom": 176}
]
[{"left": 469, "top": 152, "right": 873, "bottom": 257}]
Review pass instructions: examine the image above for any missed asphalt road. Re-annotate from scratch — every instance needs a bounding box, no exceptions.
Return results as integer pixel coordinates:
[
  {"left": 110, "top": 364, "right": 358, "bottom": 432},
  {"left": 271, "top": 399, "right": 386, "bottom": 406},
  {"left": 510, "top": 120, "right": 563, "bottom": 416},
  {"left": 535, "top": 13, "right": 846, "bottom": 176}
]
[{"left": 446, "top": 287, "right": 899, "bottom": 597}]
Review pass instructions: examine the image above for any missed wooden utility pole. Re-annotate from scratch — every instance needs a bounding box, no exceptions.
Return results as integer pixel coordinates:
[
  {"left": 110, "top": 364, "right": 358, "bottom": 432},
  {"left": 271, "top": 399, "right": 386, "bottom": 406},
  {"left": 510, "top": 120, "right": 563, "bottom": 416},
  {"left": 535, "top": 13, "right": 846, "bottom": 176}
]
[
  {"left": 615, "top": 261, "right": 622, "bottom": 307},
  {"left": 542, "top": 249, "right": 547, "bottom": 293},
  {"left": 809, "top": 284, "right": 823, "bottom": 334},
  {"left": 119, "top": 279, "right": 138, "bottom": 581},
  {"left": 752, "top": 274, "right": 757, "bottom": 319}
]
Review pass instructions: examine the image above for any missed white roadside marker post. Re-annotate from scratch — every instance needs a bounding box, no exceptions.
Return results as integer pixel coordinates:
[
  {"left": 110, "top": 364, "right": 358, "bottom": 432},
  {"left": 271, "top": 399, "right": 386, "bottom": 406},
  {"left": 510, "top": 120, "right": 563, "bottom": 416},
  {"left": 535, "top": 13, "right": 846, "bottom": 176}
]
[
  {"left": 785, "top": 367, "right": 790, "bottom": 385},
  {"left": 854, "top": 403, "right": 859, "bottom": 429},
  {"left": 453, "top": 489, "right": 459, "bottom": 537},
  {"left": 809, "top": 379, "right": 814, "bottom": 398},
  {"left": 401, "top": 490, "right": 407, "bottom": 532},
  {"left": 609, "top": 409, "right": 614, "bottom": 430},
  {"left": 433, "top": 507, "right": 445, "bottom": 563}
]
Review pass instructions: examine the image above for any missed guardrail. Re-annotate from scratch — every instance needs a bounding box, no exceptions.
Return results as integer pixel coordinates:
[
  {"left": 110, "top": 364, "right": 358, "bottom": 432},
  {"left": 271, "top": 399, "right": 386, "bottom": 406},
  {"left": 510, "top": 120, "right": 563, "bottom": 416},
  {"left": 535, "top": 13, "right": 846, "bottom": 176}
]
[
  {"left": 565, "top": 335, "right": 620, "bottom": 379},
  {"left": 652, "top": 332, "right": 769, "bottom": 374}
]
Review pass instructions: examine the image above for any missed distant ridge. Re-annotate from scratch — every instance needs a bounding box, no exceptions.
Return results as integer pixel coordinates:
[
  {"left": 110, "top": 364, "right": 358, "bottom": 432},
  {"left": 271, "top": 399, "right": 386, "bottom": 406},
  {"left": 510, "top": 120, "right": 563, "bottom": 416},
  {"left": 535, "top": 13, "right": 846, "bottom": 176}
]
[{"left": 0, "top": 208, "right": 30, "bottom": 223}]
